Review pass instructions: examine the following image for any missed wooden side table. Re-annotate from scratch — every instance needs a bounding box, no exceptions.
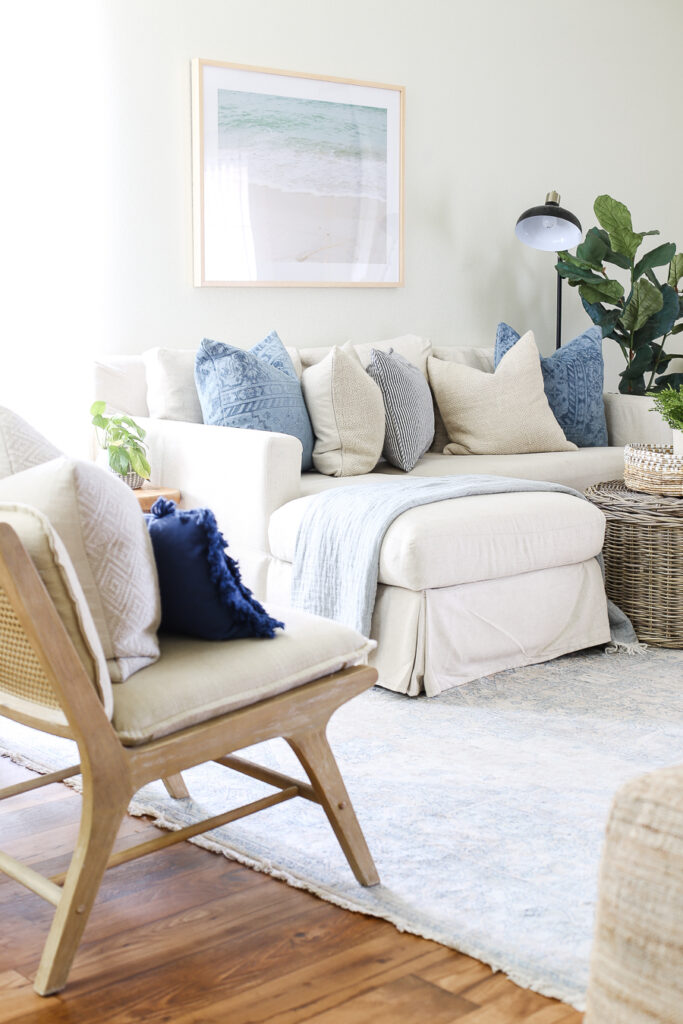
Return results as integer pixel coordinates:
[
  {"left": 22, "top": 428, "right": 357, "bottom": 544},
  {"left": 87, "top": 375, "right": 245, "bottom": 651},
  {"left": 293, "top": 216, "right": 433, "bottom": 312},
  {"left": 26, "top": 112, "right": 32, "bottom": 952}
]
[
  {"left": 133, "top": 486, "right": 181, "bottom": 513},
  {"left": 585, "top": 479, "right": 683, "bottom": 647}
]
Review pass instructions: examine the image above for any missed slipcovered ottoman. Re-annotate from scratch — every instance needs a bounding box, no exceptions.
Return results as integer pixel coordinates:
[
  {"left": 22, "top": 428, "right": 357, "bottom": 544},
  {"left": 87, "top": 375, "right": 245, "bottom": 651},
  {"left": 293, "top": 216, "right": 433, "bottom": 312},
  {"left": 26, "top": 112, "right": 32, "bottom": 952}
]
[{"left": 266, "top": 488, "right": 611, "bottom": 695}]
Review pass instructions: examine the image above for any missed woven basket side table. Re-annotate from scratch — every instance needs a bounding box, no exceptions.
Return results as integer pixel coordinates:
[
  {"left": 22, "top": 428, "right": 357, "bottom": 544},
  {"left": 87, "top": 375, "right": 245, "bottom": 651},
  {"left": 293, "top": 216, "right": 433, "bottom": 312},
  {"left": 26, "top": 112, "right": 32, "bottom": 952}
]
[{"left": 585, "top": 480, "right": 683, "bottom": 648}]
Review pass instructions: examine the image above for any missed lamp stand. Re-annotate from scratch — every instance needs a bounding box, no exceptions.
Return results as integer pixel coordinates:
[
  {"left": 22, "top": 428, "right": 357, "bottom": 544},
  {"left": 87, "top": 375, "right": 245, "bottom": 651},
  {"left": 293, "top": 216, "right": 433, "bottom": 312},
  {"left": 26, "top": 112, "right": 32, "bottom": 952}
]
[{"left": 555, "top": 270, "right": 562, "bottom": 350}]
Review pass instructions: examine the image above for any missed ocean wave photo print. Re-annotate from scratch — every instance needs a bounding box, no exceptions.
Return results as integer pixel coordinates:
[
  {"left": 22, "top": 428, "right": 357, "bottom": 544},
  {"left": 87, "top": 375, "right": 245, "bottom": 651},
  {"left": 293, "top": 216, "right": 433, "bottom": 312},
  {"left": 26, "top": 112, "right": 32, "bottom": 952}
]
[{"left": 192, "top": 59, "right": 404, "bottom": 286}]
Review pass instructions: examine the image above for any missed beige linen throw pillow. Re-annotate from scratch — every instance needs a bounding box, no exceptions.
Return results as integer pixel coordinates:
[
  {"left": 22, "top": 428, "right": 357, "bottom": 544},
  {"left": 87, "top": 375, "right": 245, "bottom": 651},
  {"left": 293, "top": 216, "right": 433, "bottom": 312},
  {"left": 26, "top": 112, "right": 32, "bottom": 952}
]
[
  {"left": 301, "top": 343, "right": 385, "bottom": 476},
  {"left": 428, "top": 331, "right": 577, "bottom": 455}
]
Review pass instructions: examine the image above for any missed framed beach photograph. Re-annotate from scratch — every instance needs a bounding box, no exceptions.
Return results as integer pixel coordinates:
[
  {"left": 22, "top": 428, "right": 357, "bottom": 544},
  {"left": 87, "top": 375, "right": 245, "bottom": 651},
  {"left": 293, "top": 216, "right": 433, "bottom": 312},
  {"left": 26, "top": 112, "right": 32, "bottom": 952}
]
[{"left": 191, "top": 59, "right": 404, "bottom": 286}]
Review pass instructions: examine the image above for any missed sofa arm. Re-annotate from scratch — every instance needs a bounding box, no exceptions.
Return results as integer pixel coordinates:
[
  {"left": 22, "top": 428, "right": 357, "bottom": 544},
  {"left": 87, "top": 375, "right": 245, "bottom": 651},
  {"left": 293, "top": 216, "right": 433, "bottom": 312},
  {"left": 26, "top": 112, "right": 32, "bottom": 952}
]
[
  {"left": 585, "top": 764, "right": 683, "bottom": 1023},
  {"left": 139, "top": 416, "right": 302, "bottom": 557},
  {"left": 603, "top": 393, "right": 673, "bottom": 447}
]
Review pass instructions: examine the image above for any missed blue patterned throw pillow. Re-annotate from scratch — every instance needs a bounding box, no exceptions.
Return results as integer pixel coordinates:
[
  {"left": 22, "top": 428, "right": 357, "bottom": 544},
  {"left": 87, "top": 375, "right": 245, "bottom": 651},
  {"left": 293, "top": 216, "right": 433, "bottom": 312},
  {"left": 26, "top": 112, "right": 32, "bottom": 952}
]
[
  {"left": 494, "top": 324, "right": 608, "bottom": 447},
  {"left": 145, "top": 498, "right": 284, "bottom": 640},
  {"left": 366, "top": 349, "right": 435, "bottom": 471},
  {"left": 195, "top": 331, "right": 314, "bottom": 470}
]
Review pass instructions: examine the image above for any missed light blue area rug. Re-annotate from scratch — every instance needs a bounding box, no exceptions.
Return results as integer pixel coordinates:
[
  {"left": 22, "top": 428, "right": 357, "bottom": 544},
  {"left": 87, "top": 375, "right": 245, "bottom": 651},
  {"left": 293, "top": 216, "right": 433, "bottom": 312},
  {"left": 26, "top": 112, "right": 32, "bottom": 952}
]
[{"left": 2, "top": 646, "right": 683, "bottom": 1010}]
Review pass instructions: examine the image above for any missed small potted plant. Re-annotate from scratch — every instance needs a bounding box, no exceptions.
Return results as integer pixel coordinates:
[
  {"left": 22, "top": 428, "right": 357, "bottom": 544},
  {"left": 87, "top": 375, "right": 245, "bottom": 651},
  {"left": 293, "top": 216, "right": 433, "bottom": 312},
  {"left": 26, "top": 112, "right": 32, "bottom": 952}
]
[
  {"left": 649, "top": 386, "right": 683, "bottom": 458},
  {"left": 90, "top": 400, "right": 151, "bottom": 488}
]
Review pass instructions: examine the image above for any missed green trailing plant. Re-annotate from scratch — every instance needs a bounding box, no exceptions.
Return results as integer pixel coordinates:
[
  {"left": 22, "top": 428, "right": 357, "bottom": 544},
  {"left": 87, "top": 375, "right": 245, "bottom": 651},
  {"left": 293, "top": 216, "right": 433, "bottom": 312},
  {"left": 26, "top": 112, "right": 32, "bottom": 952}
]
[
  {"left": 555, "top": 195, "right": 683, "bottom": 395},
  {"left": 90, "top": 400, "right": 151, "bottom": 479},
  {"left": 649, "top": 385, "right": 683, "bottom": 432}
]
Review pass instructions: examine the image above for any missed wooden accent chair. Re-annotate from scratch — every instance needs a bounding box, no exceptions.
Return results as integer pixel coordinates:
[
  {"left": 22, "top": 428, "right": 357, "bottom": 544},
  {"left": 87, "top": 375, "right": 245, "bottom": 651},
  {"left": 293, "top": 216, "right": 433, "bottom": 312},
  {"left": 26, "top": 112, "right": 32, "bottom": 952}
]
[{"left": 0, "top": 517, "right": 379, "bottom": 996}]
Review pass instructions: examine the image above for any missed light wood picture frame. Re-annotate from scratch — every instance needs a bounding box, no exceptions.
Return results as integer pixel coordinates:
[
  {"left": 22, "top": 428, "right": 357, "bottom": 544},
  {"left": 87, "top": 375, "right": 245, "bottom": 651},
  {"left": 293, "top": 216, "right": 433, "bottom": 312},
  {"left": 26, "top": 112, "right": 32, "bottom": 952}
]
[{"left": 191, "top": 58, "right": 404, "bottom": 287}]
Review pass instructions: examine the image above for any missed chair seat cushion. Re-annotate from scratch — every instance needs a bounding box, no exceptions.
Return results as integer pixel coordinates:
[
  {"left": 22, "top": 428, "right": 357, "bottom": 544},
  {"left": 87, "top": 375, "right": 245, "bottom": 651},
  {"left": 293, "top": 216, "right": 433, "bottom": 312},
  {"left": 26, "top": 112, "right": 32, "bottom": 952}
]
[
  {"left": 269, "top": 490, "right": 606, "bottom": 591},
  {"left": 112, "top": 606, "right": 373, "bottom": 745}
]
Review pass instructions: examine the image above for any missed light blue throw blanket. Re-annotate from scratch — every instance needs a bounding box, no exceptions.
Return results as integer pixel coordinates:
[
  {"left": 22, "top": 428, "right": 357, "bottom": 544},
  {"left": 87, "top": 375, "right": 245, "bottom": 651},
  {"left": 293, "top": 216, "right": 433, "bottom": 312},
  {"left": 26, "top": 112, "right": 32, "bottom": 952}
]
[{"left": 291, "top": 475, "right": 639, "bottom": 650}]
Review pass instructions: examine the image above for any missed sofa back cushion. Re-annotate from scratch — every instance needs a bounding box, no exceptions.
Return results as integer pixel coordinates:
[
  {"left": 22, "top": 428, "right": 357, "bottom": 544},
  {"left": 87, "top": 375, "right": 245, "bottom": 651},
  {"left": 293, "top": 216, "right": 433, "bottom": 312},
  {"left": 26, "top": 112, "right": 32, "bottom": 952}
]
[
  {"left": 299, "top": 334, "right": 432, "bottom": 376},
  {"left": 143, "top": 348, "right": 203, "bottom": 423}
]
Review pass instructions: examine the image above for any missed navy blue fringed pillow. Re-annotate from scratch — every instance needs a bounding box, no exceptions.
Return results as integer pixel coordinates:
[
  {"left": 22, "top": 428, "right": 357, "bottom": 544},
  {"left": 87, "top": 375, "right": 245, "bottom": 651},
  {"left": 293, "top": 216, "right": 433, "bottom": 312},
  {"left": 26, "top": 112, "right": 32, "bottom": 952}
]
[{"left": 145, "top": 498, "right": 284, "bottom": 640}]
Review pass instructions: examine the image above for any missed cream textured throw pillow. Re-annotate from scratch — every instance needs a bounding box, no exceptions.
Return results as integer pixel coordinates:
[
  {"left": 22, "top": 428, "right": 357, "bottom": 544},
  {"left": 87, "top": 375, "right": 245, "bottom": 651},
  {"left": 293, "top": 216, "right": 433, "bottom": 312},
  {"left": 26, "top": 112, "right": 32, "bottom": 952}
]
[
  {"left": 301, "top": 344, "right": 385, "bottom": 476},
  {"left": 428, "top": 331, "right": 577, "bottom": 455},
  {"left": 0, "top": 503, "right": 113, "bottom": 717},
  {"left": 0, "top": 407, "right": 62, "bottom": 479},
  {"left": 0, "top": 458, "right": 161, "bottom": 681}
]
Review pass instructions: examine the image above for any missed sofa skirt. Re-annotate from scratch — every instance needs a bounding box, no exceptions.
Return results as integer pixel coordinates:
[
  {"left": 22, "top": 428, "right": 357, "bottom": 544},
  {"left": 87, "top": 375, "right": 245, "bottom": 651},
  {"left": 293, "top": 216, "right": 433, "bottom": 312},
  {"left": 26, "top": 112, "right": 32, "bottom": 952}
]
[{"left": 266, "top": 556, "right": 611, "bottom": 697}]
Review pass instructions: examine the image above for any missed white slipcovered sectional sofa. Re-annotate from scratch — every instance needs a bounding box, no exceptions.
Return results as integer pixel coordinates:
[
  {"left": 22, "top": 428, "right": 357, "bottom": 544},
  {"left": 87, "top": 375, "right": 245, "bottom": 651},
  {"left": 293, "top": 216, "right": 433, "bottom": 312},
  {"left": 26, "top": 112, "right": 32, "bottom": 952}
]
[{"left": 95, "top": 340, "right": 672, "bottom": 697}]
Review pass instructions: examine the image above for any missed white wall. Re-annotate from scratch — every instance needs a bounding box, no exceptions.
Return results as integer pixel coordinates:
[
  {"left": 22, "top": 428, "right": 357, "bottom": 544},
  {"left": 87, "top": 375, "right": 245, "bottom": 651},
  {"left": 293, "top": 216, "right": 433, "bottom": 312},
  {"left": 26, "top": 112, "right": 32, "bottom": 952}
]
[{"left": 2, "top": 0, "right": 683, "bottom": 446}]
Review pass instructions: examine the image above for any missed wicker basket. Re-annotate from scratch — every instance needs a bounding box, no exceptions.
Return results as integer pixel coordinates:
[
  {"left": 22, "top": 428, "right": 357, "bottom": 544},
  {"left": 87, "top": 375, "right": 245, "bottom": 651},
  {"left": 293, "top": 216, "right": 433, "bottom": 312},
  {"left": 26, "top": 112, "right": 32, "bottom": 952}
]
[
  {"left": 624, "top": 443, "right": 683, "bottom": 496},
  {"left": 585, "top": 480, "right": 683, "bottom": 647}
]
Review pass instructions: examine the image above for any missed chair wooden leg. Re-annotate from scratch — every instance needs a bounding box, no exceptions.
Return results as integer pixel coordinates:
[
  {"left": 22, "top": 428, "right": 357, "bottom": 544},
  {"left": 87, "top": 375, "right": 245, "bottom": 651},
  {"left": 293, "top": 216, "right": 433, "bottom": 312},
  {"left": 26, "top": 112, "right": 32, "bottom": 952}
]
[
  {"left": 33, "top": 785, "right": 130, "bottom": 996},
  {"left": 162, "top": 774, "right": 189, "bottom": 799},
  {"left": 286, "top": 727, "right": 379, "bottom": 887}
]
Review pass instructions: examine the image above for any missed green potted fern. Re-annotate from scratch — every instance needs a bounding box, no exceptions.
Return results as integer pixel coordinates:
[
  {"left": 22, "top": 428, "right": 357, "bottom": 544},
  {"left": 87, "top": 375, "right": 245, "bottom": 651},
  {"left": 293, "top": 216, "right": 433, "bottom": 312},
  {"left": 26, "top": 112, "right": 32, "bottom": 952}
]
[
  {"left": 650, "top": 386, "right": 683, "bottom": 458},
  {"left": 90, "top": 401, "right": 151, "bottom": 488}
]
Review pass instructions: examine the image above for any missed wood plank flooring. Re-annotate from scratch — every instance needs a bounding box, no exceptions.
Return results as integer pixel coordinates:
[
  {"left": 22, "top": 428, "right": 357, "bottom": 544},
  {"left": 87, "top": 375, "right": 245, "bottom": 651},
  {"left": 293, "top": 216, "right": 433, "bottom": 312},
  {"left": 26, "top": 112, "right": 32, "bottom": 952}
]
[{"left": 0, "top": 758, "right": 583, "bottom": 1022}]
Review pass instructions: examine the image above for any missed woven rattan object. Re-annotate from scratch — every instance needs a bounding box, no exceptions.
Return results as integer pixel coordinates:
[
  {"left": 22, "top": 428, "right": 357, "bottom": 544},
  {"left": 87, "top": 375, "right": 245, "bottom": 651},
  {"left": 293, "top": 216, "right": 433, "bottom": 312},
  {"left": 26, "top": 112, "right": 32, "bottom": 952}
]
[
  {"left": 585, "top": 479, "right": 683, "bottom": 647},
  {"left": 624, "top": 443, "right": 683, "bottom": 496}
]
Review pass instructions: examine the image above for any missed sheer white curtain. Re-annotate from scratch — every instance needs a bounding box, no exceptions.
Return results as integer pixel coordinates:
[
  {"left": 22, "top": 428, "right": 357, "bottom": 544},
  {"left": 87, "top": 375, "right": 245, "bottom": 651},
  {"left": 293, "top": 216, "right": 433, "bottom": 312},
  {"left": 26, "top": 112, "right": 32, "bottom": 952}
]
[{"left": 0, "top": 1, "right": 109, "bottom": 456}]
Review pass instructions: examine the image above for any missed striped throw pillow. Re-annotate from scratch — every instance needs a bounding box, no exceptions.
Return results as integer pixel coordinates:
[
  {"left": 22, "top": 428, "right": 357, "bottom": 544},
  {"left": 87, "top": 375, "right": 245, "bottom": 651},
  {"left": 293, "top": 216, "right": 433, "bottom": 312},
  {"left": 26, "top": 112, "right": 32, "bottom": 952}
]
[{"left": 366, "top": 349, "right": 435, "bottom": 472}]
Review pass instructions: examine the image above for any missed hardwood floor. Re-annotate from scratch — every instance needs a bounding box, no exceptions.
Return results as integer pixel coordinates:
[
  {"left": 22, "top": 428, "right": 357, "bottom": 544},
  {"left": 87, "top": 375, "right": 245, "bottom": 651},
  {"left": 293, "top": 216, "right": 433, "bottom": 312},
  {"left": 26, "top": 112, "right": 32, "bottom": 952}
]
[{"left": 0, "top": 758, "right": 583, "bottom": 1023}]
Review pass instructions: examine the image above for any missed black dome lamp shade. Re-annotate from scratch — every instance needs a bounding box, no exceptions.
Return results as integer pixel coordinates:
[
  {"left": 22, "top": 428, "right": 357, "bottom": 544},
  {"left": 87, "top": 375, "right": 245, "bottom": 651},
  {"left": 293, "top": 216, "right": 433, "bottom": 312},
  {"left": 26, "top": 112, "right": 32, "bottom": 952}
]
[{"left": 515, "top": 191, "right": 582, "bottom": 348}]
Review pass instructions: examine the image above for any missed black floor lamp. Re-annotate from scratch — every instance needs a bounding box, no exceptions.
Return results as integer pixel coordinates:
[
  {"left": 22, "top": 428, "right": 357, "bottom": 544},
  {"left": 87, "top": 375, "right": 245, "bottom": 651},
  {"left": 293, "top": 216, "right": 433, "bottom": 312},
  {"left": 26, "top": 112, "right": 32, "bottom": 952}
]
[{"left": 515, "top": 191, "right": 582, "bottom": 349}]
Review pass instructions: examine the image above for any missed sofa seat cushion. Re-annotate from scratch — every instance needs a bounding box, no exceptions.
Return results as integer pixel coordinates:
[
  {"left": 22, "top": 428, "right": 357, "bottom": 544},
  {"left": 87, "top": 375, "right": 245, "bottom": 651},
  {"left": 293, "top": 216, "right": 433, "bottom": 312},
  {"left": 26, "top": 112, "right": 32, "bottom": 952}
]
[
  {"left": 112, "top": 606, "right": 373, "bottom": 745},
  {"left": 269, "top": 490, "right": 606, "bottom": 592},
  {"left": 297, "top": 448, "right": 627, "bottom": 497}
]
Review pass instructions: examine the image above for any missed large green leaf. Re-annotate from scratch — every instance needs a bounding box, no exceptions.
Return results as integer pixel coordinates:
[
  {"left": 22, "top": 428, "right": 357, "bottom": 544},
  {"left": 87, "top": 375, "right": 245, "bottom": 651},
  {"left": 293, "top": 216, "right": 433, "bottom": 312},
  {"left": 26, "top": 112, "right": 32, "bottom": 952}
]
[
  {"left": 618, "top": 344, "right": 657, "bottom": 394},
  {"left": 578, "top": 279, "right": 625, "bottom": 305},
  {"left": 129, "top": 449, "right": 151, "bottom": 479},
  {"left": 655, "top": 372, "right": 683, "bottom": 391},
  {"left": 634, "top": 242, "right": 676, "bottom": 281},
  {"left": 594, "top": 194, "right": 650, "bottom": 262},
  {"left": 586, "top": 227, "right": 631, "bottom": 268},
  {"left": 575, "top": 227, "right": 609, "bottom": 268},
  {"left": 555, "top": 261, "right": 606, "bottom": 286},
  {"left": 621, "top": 279, "right": 664, "bottom": 334},
  {"left": 580, "top": 297, "right": 623, "bottom": 339},
  {"left": 108, "top": 447, "right": 130, "bottom": 475},
  {"left": 556, "top": 250, "right": 597, "bottom": 272},
  {"left": 622, "top": 345, "right": 656, "bottom": 379},
  {"left": 632, "top": 284, "right": 680, "bottom": 347},
  {"left": 90, "top": 400, "right": 106, "bottom": 417},
  {"left": 668, "top": 253, "right": 683, "bottom": 288}
]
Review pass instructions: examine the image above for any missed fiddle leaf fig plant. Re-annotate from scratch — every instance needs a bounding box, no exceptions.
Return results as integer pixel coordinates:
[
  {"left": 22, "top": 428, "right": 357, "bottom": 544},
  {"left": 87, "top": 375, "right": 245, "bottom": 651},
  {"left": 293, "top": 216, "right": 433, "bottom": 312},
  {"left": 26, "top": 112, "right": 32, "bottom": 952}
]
[
  {"left": 90, "top": 401, "right": 151, "bottom": 480},
  {"left": 556, "top": 195, "right": 683, "bottom": 395}
]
